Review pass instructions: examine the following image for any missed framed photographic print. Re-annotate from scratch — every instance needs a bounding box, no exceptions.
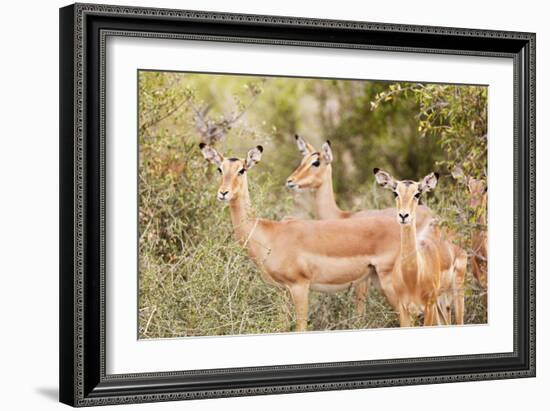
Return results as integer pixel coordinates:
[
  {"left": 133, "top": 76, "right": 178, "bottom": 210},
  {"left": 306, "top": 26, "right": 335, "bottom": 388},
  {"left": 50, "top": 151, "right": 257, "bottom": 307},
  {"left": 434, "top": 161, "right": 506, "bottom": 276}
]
[{"left": 59, "top": 3, "right": 536, "bottom": 407}]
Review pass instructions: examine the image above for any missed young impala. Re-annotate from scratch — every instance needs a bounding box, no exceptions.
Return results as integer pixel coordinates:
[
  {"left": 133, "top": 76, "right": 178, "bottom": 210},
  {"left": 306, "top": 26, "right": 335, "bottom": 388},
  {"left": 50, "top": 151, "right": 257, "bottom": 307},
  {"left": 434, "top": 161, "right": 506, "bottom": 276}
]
[
  {"left": 467, "top": 177, "right": 488, "bottom": 290},
  {"left": 451, "top": 169, "right": 488, "bottom": 291},
  {"left": 374, "top": 169, "right": 467, "bottom": 326},
  {"left": 200, "top": 143, "right": 406, "bottom": 332},
  {"left": 287, "top": 135, "right": 466, "bottom": 324}
]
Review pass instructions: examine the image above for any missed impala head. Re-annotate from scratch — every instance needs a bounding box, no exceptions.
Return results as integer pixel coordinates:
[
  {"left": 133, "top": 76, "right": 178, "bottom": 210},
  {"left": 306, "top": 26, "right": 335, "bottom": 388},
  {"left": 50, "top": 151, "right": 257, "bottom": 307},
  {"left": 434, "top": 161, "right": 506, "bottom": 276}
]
[
  {"left": 374, "top": 168, "right": 439, "bottom": 225},
  {"left": 451, "top": 166, "right": 487, "bottom": 209},
  {"left": 199, "top": 143, "right": 263, "bottom": 202},
  {"left": 467, "top": 177, "right": 487, "bottom": 209},
  {"left": 286, "top": 134, "right": 333, "bottom": 190}
]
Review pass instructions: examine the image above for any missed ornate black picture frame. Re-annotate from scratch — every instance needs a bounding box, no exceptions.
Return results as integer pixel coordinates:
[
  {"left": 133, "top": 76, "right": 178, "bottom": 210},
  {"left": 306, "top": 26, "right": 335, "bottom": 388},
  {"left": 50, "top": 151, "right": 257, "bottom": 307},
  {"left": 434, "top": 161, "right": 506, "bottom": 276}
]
[{"left": 59, "top": 3, "right": 535, "bottom": 407}]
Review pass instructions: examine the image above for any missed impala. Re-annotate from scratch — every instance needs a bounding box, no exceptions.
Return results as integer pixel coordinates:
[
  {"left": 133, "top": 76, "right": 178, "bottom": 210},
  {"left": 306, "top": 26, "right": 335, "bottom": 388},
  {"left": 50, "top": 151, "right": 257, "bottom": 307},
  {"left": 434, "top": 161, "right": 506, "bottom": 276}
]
[
  {"left": 200, "top": 143, "right": 406, "bottom": 331},
  {"left": 374, "top": 169, "right": 467, "bottom": 326},
  {"left": 287, "top": 135, "right": 466, "bottom": 324},
  {"left": 467, "top": 177, "right": 488, "bottom": 290},
  {"left": 451, "top": 169, "right": 488, "bottom": 291}
]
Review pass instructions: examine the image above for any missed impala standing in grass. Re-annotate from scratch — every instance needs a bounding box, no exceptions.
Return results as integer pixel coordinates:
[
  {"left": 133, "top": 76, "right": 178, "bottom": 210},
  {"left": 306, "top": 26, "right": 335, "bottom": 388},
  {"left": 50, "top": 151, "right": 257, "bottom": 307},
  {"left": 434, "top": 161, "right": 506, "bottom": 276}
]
[
  {"left": 467, "top": 177, "right": 488, "bottom": 290},
  {"left": 451, "top": 168, "right": 488, "bottom": 292},
  {"left": 374, "top": 169, "right": 467, "bottom": 326}
]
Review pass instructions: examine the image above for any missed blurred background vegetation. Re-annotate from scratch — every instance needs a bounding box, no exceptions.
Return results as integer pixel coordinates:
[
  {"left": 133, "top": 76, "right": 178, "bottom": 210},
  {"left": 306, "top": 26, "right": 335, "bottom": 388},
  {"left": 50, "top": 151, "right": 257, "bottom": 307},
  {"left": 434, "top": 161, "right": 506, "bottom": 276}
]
[{"left": 138, "top": 70, "right": 488, "bottom": 338}]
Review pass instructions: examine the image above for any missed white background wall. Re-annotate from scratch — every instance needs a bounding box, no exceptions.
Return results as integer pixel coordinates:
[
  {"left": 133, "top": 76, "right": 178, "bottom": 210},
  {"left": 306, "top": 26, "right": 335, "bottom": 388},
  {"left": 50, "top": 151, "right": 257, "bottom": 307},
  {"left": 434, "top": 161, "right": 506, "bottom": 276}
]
[{"left": 0, "top": 0, "right": 544, "bottom": 409}]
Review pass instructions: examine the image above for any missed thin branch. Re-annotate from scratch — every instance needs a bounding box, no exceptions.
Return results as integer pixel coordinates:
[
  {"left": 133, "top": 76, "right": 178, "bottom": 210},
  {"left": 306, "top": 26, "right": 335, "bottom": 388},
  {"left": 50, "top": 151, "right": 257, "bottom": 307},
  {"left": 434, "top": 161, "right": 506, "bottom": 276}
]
[
  {"left": 188, "top": 91, "right": 260, "bottom": 145},
  {"left": 140, "top": 95, "right": 191, "bottom": 133},
  {"left": 142, "top": 306, "right": 157, "bottom": 337}
]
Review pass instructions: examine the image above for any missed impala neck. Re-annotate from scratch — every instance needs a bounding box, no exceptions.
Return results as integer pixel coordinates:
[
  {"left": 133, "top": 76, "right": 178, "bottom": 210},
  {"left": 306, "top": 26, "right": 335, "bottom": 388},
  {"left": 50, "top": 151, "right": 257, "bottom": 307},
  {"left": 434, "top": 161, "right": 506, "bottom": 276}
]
[
  {"left": 315, "top": 165, "right": 343, "bottom": 219},
  {"left": 399, "top": 221, "right": 419, "bottom": 285},
  {"left": 228, "top": 177, "right": 256, "bottom": 245},
  {"left": 480, "top": 195, "right": 488, "bottom": 225}
]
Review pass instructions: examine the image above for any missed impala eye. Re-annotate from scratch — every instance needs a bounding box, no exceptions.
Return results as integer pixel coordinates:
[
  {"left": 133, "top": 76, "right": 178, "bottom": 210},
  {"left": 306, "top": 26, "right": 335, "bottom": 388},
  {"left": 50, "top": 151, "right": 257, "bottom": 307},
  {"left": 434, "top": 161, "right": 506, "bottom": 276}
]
[
  {"left": 414, "top": 192, "right": 421, "bottom": 199},
  {"left": 312, "top": 160, "right": 321, "bottom": 167},
  {"left": 238, "top": 168, "right": 246, "bottom": 175}
]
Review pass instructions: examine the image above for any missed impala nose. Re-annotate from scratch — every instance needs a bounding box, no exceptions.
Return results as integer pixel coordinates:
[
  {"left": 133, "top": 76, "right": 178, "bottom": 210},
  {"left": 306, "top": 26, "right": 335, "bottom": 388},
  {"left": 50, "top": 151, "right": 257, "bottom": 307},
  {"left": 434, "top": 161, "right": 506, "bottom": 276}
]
[
  {"left": 286, "top": 180, "right": 297, "bottom": 189},
  {"left": 218, "top": 190, "right": 229, "bottom": 201},
  {"left": 398, "top": 213, "right": 409, "bottom": 223}
]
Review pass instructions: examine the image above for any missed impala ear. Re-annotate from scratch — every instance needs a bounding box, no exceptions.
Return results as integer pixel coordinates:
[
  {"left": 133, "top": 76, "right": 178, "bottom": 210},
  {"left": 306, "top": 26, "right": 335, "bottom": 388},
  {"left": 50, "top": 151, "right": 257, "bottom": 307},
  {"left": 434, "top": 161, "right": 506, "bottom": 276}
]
[
  {"left": 199, "top": 143, "right": 223, "bottom": 166},
  {"left": 420, "top": 172, "right": 439, "bottom": 192},
  {"left": 467, "top": 177, "right": 487, "bottom": 195},
  {"left": 467, "top": 176, "right": 476, "bottom": 193},
  {"left": 321, "top": 140, "right": 333, "bottom": 164},
  {"left": 295, "top": 134, "right": 314, "bottom": 156},
  {"left": 373, "top": 168, "right": 397, "bottom": 190},
  {"left": 245, "top": 145, "right": 263, "bottom": 170}
]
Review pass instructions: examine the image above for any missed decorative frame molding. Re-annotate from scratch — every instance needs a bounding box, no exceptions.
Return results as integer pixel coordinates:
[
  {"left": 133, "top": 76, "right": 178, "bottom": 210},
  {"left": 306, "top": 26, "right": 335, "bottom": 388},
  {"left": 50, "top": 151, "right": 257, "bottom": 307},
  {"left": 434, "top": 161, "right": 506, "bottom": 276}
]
[{"left": 60, "top": 3, "right": 535, "bottom": 407}]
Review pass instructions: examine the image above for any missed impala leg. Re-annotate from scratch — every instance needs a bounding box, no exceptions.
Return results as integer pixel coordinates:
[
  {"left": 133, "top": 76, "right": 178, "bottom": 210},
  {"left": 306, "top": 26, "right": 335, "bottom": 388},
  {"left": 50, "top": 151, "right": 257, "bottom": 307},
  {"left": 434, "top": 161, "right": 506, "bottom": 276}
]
[
  {"left": 424, "top": 302, "right": 436, "bottom": 326},
  {"left": 446, "top": 305, "right": 452, "bottom": 325},
  {"left": 435, "top": 298, "right": 450, "bottom": 325},
  {"left": 378, "top": 270, "right": 399, "bottom": 311},
  {"left": 480, "top": 266, "right": 488, "bottom": 308},
  {"left": 454, "top": 251, "right": 467, "bottom": 325},
  {"left": 470, "top": 256, "right": 481, "bottom": 285},
  {"left": 477, "top": 257, "right": 488, "bottom": 307},
  {"left": 289, "top": 283, "right": 310, "bottom": 332},
  {"left": 398, "top": 304, "right": 411, "bottom": 327},
  {"left": 354, "top": 278, "right": 369, "bottom": 318},
  {"left": 480, "top": 264, "right": 488, "bottom": 290},
  {"left": 453, "top": 289, "right": 465, "bottom": 325}
]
